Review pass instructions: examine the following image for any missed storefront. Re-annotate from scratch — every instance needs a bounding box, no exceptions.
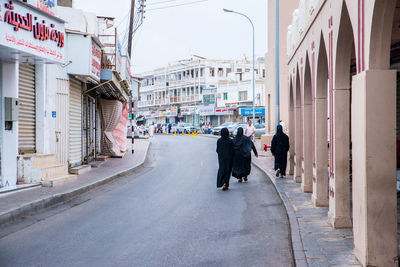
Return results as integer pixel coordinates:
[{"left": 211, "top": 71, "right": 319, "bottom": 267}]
[
  {"left": 66, "top": 33, "right": 103, "bottom": 164},
  {"left": 0, "top": 0, "right": 65, "bottom": 187},
  {"left": 214, "top": 108, "right": 234, "bottom": 125},
  {"left": 239, "top": 107, "right": 266, "bottom": 124}
]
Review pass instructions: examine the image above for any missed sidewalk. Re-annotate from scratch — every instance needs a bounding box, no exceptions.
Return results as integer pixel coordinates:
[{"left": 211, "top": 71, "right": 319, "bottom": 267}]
[
  {"left": 252, "top": 153, "right": 361, "bottom": 267},
  {"left": 0, "top": 139, "right": 150, "bottom": 227}
]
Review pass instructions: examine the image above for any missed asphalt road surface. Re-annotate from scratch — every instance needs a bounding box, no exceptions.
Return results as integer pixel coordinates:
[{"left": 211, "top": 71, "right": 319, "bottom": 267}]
[{"left": 0, "top": 136, "right": 293, "bottom": 267}]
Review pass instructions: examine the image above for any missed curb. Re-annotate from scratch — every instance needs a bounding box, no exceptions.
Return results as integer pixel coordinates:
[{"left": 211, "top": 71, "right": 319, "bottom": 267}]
[
  {"left": 252, "top": 160, "right": 308, "bottom": 267},
  {"left": 0, "top": 141, "right": 151, "bottom": 227}
]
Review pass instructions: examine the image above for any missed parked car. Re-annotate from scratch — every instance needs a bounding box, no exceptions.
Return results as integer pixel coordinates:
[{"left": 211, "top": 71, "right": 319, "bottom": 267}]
[
  {"left": 170, "top": 123, "right": 178, "bottom": 133},
  {"left": 232, "top": 123, "right": 248, "bottom": 136},
  {"left": 255, "top": 124, "right": 266, "bottom": 138},
  {"left": 184, "top": 123, "right": 198, "bottom": 133},
  {"left": 212, "top": 122, "right": 235, "bottom": 135}
]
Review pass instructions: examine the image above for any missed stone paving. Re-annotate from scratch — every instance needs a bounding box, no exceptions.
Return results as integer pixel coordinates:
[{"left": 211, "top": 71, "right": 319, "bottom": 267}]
[
  {"left": 0, "top": 139, "right": 150, "bottom": 226},
  {"left": 253, "top": 152, "right": 361, "bottom": 267}
]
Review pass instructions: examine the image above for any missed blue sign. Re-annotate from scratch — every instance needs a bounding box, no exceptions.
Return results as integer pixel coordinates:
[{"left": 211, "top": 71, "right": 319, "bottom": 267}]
[
  {"left": 52, "top": 111, "right": 56, "bottom": 118},
  {"left": 240, "top": 107, "right": 265, "bottom": 116}
]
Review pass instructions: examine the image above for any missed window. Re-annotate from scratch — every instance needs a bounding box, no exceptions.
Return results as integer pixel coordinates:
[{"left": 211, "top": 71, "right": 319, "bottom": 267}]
[
  {"left": 210, "top": 68, "right": 215, "bottom": 77},
  {"left": 263, "top": 69, "right": 266, "bottom": 78},
  {"left": 200, "top": 68, "right": 204, "bottom": 77},
  {"left": 223, "top": 93, "right": 228, "bottom": 100},
  {"left": 237, "top": 68, "right": 242, "bottom": 73},
  {"left": 226, "top": 68, "right": 232, "bottom": 75},
  {"left": 245, "top": 68, "right": 250, "bottom": 72},
  {"left": 239, "top": 91, "right": 248, "bottom": 101},
  {"left": 218, "top": 68, "right": 223, "bottom": 77},
  {"left": 254, "top": 69, "right": 259, "bottom": 75}
]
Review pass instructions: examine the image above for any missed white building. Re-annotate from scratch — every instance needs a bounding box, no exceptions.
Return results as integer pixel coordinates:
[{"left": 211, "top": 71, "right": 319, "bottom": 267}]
[{"left": 137, "top": 56, "right": 265, "bottom": 126}]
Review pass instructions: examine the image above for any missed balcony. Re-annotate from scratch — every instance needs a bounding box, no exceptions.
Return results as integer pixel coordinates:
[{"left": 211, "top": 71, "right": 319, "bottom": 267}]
[
  {"left": 138, "top": 100, "right": 155, "bottom": 108},
  {"left": 154, "top": 98, "right": 170, "bottom": 106}
]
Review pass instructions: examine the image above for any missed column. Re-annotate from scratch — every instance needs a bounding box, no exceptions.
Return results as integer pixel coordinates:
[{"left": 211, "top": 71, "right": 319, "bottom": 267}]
[
  {"left": 328, "top": 88, "right": 352, "bottom": 228},
  {"left": 301, "top": 103, "right": 313, "bottom": 192},
  {"left": 352, "top": 70, "right": 397, "bottom": 267},
  {"left": 1, "top": 62, "right": 19, "bottom": 187},
  {"left": 35, "top": 63, "right": 46, "bottom": 154},
  {"left": 312, "top": 96, "right": 329, "bottom": 206},
  {"left": 288, "top": 105, "right": 295, "bottom": 176},
  {"left": 294, "top": 105, "right": 302, "bottom": 183}
]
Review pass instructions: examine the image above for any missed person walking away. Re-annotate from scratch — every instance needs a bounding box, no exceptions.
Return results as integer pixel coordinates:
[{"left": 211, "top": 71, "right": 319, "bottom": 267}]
[
  {"left": 168, "top": 123, "right": 172, "bottom": 133},
  {"left": 216, "top": 128, "right": 234, "bottom": 191},
  {"left": 245, "top": 120, "right": 256, "bottom": 141},
  {"left": 232, "top": 127, "right": 258, "bottom": 183},
  {"left": 271, "top": 125, "right": 290, "bottom": 178},
  {"left": 149, "top": 123, "right": 155, "bottom": 138}
]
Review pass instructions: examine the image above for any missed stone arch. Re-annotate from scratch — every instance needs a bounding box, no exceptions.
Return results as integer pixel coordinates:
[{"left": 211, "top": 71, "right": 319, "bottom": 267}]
[
  {"left": 312, "top": 32, "right": 330, "bottom": 207},
  {"left": 328, "top": 0, "right": 356, "bottom": 229},
  {"left": 288, "top": 76, "right": 295, "bottom": 176},
  {"left": 301, "top": 52, "right": 313, "bottom": 193},
  {"left": 368, "top": 0, "right": 396, "bottom": 69},
  {"left": 293, "top": 64, "right": 302, "bottom": 183}
]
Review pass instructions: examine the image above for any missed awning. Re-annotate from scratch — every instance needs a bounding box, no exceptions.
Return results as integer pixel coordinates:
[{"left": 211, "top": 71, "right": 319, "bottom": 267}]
[{"left": 97, "top": 69, "right": 128, "bottom": 102}]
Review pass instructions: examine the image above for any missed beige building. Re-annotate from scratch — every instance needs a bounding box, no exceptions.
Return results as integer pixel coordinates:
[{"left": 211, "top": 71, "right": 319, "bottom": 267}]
[
  {"left": 265, "top": 0, "right": 400, "bottom": 266},
  {"left": 262, "top": 0, "right": 298, "bottom": 146}
]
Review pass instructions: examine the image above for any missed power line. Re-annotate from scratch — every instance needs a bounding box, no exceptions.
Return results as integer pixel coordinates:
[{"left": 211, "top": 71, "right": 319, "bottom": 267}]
[{"left": 146, "top": 0, "right": 208, "bottom": 11}]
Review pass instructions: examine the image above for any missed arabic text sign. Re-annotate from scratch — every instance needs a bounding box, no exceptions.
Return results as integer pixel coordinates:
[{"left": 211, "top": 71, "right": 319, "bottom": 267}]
[
  {"left": 239, "top": 107, "right": 265, "bottom": 116},
  {"left": 0, "top": 0, "right": 65, "bottom": 63}
]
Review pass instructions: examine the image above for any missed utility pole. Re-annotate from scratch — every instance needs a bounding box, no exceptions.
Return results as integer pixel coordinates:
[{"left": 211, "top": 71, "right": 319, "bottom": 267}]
[{"left": 127, "top": 0, "right": 136, "bottom": 57}]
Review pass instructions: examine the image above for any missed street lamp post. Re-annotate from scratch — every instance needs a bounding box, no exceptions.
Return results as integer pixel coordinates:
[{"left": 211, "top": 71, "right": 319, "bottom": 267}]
[{"left": 223, "top": 8, "right": 256, "bottom": 122}]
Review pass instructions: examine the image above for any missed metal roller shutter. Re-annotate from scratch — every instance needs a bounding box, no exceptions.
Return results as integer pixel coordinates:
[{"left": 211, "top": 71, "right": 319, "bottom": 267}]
[
  {"left": 18, "top": 64, "right": 36, "bottom": 154},
  {"left": 69, "top": 77, "right": 82, "bottom": 166}
]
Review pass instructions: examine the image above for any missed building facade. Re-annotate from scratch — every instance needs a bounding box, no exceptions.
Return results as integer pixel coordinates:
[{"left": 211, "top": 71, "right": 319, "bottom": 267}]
[
  {"left": 271, "top": 0, "right": 400, "bottom": 266},
  {"left": 137, "top": 56, "right": 265, "bottom": 126}
]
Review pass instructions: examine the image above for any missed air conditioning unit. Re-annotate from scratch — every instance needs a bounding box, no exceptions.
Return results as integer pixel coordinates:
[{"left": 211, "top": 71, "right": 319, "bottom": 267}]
[{"left": 217, "top": 94, "right": 222, "bottom": 99}]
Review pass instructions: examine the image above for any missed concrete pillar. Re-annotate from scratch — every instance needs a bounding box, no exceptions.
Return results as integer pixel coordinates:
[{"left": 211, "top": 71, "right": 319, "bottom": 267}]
[
  {"left": 288, "top": 105, "right": 295, "bottom": 176},
  {"left": 312, "top": 96, "right": 329, "bottom": 206},
  {"left": 35, "top": 63, "right": 47, "bottom": 154},
  {"left": 301, "top": 103, "right": 313, "bottom": 192},
  {"left": 1, "top": 62, "right": 19, "bottom": 187},
  {"left": 352, "top": 70, "right": 397, "bottom": 267},
  {"left": 328, "top": 88, "right": 352, "bottom": 228},
  {"left": 294, "top": 106, "right": 302, "bottom": 183}
]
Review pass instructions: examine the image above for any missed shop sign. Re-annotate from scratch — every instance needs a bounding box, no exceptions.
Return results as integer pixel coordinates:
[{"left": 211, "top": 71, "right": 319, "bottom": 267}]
[
  {"left": 180, "top": 106, "right": 196, "bottom": 115},
  {"left": 91, "top": 41, "right": 101, "bottom": 80},
  {"left": 26, "top": 0, "right": 57, "bottom": 16},
  {"left": 225, "top": 102, "right": 238, "bottom": 110},
  {"left": 198, "top": 106, "right": 215, "bottom": 116},
  {"left": 239, "top": 107, "right": 265, "bottom": 116},
  {"left": 166, "top": 108, "right": 177, "bottom": 117},
  {"left": 0, "top": 0, "right": 65, "bottom": 62},
  {"left": 215, "top": 108, "right": 233, "bottom": 115}
]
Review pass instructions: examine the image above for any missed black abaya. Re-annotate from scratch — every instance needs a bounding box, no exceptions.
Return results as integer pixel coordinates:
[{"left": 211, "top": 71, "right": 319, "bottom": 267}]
[
  {"left": 271, "top": 125, "right": 290, "bottom": 176},
  {"left": 232, "top": 128, "right": 258, "bottom": 179},
  {"left": 216, "top": 128, "right": 234, "bottom": 188}
]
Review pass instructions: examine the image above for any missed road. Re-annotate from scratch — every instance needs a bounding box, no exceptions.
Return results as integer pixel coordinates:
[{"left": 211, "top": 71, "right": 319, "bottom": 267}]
[{"left": 0, "top": 136, "right": 293, "bottom": 267}]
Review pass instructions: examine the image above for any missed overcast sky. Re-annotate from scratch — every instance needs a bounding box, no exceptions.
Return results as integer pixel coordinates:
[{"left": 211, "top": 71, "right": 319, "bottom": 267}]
[{"left": 74, "top": 0, "right": 267, "bottom": 74}]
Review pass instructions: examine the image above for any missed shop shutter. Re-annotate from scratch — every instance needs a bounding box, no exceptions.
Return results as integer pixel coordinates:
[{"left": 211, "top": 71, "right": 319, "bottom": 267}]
[
  {"left": 69, "top": 77, "right": 82, "bottom": 166},
  {"left": 18, "top": 64, "right": 36, "bottom": 154},
  {"left": 96, "top": 103, "right": 102, "bottom": 155}
]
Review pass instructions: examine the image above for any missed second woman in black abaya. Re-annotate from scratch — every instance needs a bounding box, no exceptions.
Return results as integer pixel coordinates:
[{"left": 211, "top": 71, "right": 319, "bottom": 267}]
[
  {"left": 271, "top": 125, "right": 290, "bottom": 178},
  {"left": 232, "top": 127, "right": 258, "bottom": 183},
  {"left": 216, "top": 128, "right": 233, "bottom": 190}
]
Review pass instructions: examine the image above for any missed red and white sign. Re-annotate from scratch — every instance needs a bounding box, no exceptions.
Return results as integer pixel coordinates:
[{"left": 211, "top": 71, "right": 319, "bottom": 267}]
[
  {"left": 215, "top": 108, "right": 233, "bottom": 115},
  {"left": 91, "top": 41, "right": 101, "bottom": 81},
  {"left": 0, "top": 0, "right": 65, "bottom": 63}
]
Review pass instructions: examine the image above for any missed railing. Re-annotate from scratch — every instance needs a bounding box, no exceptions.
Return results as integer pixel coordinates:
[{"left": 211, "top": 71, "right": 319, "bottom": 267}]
[{"left": 138, "top": 100, "right": 154, "bottom": 107}]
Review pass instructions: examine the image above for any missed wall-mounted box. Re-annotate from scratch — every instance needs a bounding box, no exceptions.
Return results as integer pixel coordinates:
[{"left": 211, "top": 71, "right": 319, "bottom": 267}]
[{"left": 5, "top": 97, "right": 19, "bottom": 121}]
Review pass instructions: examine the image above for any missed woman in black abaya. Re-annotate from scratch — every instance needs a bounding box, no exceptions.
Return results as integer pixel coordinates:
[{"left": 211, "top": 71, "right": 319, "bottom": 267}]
[
  {"left": 216, "top": 128, "right": 234, "bottom": 191},
  {"left": 271, "top": 124, "right": 290, "bottom": 178},
  {"left": 232, "top": 127, "right": 258, "bottom": 183}
]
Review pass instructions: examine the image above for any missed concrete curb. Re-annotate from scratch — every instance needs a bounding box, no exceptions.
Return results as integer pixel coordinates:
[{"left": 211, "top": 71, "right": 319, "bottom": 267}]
[
  {"left": 252, "top": 160, "right": 308, "bottom": 267},
  {"left": 0, "top": 141, "right": 151, "bottom": 227}
]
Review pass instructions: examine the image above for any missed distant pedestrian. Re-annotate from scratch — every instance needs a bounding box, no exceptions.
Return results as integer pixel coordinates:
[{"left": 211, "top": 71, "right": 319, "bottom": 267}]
[
  {"left": 245, "top": 120, "right": 256, "bottom": 141},
  {"left": 216, "top": 128, "right": 234, "bottom": 191},
  {"left": 279, "top": 120, "right": 287, "bottom": 132},
  {"left": 271, "top": 125, "right": 290, "bottom": 178},
  {"left": 149, "top": 123, "right": 155, "bottom": 137},
  {"left": 168, "top": 123, "right": 172, "bottom": 133},
  {"left": 232, "top": 127, "right": 258, "bottom": 183}
]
